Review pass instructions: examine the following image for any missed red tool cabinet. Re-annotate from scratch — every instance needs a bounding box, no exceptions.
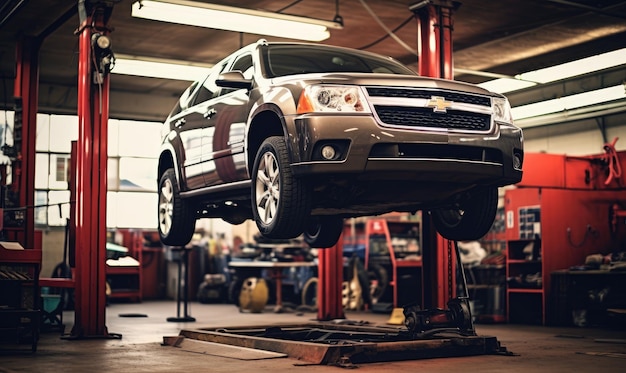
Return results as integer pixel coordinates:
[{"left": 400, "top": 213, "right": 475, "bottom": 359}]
[{"left": 504, "top": 150, "right": 626, "bottom": 324}]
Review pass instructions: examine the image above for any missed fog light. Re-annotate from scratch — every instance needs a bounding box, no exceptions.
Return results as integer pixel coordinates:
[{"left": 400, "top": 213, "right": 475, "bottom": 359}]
[{"left": 321, "top": 145, "right": 336, "bottom": 160}]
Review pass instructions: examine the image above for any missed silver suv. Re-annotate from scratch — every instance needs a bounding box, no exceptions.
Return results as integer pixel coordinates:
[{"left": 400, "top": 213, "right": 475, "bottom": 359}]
[{"left": 158, "top": 40, "right": 523, "bottom": 248}]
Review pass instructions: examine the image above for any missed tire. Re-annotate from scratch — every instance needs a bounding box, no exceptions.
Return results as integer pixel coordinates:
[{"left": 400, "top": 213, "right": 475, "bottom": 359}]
[
  {"left": 158, "top": 168, "right": 195, "bottom": 246},
  {"left": 227, "top": 278, "right": 243, "bottom": 306},
  {"left": 367, "top": 263, "right": 389, "bottom": 304},
  {"left": 303, "top": 216, "right": 344, "bottom": 248},
  {"left": 301, "top": 277, "right": 318, "bottom": 308},
  {"left": 431, "top": 186, "right": 498, "bottom": 241},
  {"left": 251, "top": 136, "right": 310, "bottom": 239}
]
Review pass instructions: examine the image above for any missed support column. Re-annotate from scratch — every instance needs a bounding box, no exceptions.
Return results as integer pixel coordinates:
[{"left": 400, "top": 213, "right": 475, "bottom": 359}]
[
  {"left": 71, "top": 0, "right": 115, "bottom": 338},
  {"left": 412, "top": 0, "right": 458, "bottom": 80},
  {"left": 10, "top": 36, "right": 39, "bottom": 248},
  {"left": 317, "top": 237, "right": 345, "bottom": 321},
  {"left": 412, "top": 0, "right": 460, "bottom": 309}
]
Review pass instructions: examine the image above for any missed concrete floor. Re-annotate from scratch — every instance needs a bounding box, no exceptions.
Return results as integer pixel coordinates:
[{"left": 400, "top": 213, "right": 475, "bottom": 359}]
[{"left": 1, "top": 300, "right": 626, "bottom": 372}]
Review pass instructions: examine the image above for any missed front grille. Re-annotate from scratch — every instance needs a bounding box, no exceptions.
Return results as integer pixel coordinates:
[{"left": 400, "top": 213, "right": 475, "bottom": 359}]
[
  {"left": 366, "top": 87, "right": 491, "bottom": 107},
  {"left": 374, "top": 106, "right": 490, "bottom": 131}
]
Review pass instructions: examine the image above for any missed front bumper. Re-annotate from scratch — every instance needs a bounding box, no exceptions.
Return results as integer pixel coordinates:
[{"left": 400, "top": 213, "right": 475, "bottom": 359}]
[{"left": 289, "top": 114, "right": 523, "bottom": 187}]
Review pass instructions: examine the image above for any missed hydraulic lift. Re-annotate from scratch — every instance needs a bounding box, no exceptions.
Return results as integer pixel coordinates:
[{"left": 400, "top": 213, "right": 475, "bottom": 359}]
[{"left": 174, "top": 1, "right": 509, "bottom": 365}]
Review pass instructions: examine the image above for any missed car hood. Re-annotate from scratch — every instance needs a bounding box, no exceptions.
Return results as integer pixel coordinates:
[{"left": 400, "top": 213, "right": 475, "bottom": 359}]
[{"left": 269, "top": 73, "right": 501, "bottom": 97}]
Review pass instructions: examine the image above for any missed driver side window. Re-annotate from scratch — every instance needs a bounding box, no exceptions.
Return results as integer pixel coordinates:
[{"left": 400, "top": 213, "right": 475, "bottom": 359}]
[
  {"left": 192, "top": 61, "right": 229, "bottom": 105},
  {"left": 220, "top": 54, "right": 253, "bottom": 96}
]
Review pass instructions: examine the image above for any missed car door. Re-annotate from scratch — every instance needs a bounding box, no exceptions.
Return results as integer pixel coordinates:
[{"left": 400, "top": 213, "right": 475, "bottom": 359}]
[
  {"left": 167, "top": 80, "right": 206, "bottom": 190},
  {"left": 176, "top": 60, "right": 229, "bottom": 188},
  {"left": 202, "top": 53, "right": 254, "bottom": 187}
]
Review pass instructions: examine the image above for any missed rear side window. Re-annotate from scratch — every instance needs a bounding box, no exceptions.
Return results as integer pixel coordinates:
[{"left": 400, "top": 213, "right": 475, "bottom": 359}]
[{"left": 168, "top": 81, "right": 198, "bottom": 118}]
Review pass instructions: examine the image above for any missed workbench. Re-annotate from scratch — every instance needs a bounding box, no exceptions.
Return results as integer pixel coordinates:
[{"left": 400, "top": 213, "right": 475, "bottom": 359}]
[
  {"left": 228, "top": 261, "right": 316, "bottom": 312},
  {"left": 550, "top": 269, "right": 626, "bottom": 326}
]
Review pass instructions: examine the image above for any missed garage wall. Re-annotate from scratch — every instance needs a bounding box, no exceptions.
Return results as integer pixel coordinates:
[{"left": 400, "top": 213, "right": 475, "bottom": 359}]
[
  {"left": 523, "top": 119, "right": 626, "bottom": 156},
  {"left": 40, "top": 228, "right": 67, "bottom": 279}
]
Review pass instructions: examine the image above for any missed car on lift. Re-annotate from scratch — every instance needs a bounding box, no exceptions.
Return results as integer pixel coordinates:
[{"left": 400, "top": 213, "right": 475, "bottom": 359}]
[{"left": 157, "top": 39, "right": 523, "bottom": 248}]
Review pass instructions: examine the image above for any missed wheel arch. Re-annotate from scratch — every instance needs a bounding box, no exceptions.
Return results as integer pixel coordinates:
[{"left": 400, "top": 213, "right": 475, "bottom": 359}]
[
  {"left": 158, "top": 149, "right": 177, "bottom": 187},
  {"left": 246, "top": 106, "right": 289, "bottom": 172}
]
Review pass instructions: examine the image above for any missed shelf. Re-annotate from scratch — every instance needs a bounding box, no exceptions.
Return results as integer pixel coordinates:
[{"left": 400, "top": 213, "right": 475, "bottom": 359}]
[
  {"left": 507, "top": 260, "right": 541, "bottom": 265},
  {"left": 0, "top": 246, "right": 41, "bottom": 352},
  {"left": 106, "top": 266, "right": 140, "bottom": 275},
  {"left": 507, "top": 288, "right": 543, "bottom": 294}
]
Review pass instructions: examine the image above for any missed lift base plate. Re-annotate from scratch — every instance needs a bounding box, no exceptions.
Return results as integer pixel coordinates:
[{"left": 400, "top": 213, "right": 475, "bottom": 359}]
[{"left": 173, "top": 322, "right": 508, "bottom": 365}]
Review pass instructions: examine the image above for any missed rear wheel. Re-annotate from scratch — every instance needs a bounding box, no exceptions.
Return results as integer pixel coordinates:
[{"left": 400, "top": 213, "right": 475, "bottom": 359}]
[
  {"left": 431, "top": 186, "right": 498, "bottom": 241},
  {"left": 158, "top": 168, "right": 195, "bottom": 246},
  {"left": 303, "top": 216, "right": 344, "bottom": 248},
  {"left": 251, "top": 136, "right": 310, "bottom": 239}
]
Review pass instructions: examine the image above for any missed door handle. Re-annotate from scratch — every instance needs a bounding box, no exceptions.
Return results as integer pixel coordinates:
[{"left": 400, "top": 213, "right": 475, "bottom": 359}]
[
  {"left": 174, "top": 118, "right": 186, "bottom": 127},
  {"left": 204, "top": 108, "right": 217, "bottom": 119}
]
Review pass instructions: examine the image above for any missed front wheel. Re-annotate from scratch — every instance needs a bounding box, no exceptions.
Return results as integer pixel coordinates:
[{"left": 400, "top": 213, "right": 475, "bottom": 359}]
[
  {"left": 251, "top": 136, "right": 310, "bottom": 239},
  {"left": 431, "top": 186, "right": 498, "bottom": 241},
  {"left": 158, "top": 168, "right": 195, "bottom": 246}
]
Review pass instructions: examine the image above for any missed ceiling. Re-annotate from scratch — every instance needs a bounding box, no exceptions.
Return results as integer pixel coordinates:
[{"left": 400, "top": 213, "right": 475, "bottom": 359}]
[{"left": 1, "top": 0, "right": 625, "bottom": 130}]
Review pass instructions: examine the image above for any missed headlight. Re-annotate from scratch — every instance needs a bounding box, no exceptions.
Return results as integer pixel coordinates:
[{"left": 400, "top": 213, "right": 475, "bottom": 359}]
[
  {"left": 492, "top": 97, "right": 513, "bottom": 123},
  {"left": 297, "top": 85, "right": 371, "bottom": 114}
]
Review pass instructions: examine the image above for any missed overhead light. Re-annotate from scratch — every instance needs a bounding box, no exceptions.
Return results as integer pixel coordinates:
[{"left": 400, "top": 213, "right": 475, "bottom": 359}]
[
  {"left": 478, "top": 79, "right": 537, "bottom": 93},
  {"left": 478, "top": 48, "right": 626, "bottom": 94},
  {"left": 511, "top": 84, "right": 625, "bottom": 121},
  {"left": 131, "top": 0, "right": 343, "bottom": 42},
  {"left": 112, "top": 54, "right": 212, "bottom": 81}
]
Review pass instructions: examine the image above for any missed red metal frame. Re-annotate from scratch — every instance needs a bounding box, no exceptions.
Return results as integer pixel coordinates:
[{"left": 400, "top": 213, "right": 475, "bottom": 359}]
[
  {"left": 71, "top": 2, "right": 113, "bottom": 338},
  {"left": 10, "top": 36, "right": 39, "bottom": 248},
  {"left": 363, "top": 219, "right": 423, "bottom": 308}
]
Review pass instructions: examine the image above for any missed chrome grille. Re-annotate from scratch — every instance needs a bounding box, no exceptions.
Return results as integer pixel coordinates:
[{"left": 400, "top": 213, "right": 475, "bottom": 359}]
[
  {"left": 366, "top": 87, "right": 492, "bottom": 131},
  {"left": 374, "top": 106, "right": 491, "bottom": 131},
  {"left": 366, "top": 87, "right": 491, "bottom": 107}
]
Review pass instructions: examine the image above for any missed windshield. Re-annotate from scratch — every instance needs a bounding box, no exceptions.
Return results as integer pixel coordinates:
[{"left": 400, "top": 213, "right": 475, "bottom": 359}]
[{"left": 262, "top": 44, "right": 417, "bottom": 78}]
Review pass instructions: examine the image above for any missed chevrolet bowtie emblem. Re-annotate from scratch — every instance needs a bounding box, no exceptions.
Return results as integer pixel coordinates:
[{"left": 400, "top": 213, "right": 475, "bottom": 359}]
[{"left": 426, "top": 96, "right": 452, "bottom": 113}]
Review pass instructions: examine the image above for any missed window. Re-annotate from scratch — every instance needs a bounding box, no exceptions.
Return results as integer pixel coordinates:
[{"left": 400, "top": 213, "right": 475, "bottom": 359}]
[
  {"left": 220, "top": 54, "right": 254, "bottom": 96},
  {"left": 192, "top": 60, "right": 230, "bottom": 105},
  {"left": 32, "top": 112, "right": 161, "bottom": 228},
  {"left": 231, "top": 54, "right": 254, "bottom": 78},
  {"left": 262, "top": 45, "right": 416, "bottom": 78},
  {"left": 169, "top": 81, "right": 199, "bottom": 118}
]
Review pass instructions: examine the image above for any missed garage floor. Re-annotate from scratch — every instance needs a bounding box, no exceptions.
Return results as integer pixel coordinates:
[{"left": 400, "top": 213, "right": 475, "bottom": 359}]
[{"left": 1, "top": 300, "right": 625, "bottom": 372}]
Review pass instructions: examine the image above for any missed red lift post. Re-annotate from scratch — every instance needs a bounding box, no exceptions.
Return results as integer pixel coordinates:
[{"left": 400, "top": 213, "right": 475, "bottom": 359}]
[
  {"left": 71, "top": 0, "right": 116, "bottom": 338},
  {"left": 10, "top": 36, "right": 38, "bottom": 248},
  {"left": 413, "top": 0, "right": 460, "bottom": 310},
  {"left": 317, "top": 238, "right": 345, "bottom": 321}
]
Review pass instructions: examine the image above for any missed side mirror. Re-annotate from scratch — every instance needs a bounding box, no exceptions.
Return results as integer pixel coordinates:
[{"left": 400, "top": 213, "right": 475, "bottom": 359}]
[{"left": 216, "top": 71, "right": 253, "bottom": 90}]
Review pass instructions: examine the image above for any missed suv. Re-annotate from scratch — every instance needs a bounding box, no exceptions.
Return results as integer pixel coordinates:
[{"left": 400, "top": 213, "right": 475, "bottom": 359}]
[{"left": 158, "top": 39, "right": 523, "bottom": 248}]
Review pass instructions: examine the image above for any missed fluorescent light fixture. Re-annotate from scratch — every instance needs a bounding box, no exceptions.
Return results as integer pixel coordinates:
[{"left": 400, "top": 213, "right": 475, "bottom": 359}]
[
  {"left": 478, "top": 79, "right": 537, "bottom": 93},
  {"left": 112, "top": 54, "right": 212, "bottom": 81},
  {"left": 131, "top": 0, "right": 343, "bottom": 42},
  {"left": 479, "top": 48, "right": 626, "bottom": 94},
  {"left": 511, "top": 84, "right": 625, "bottom": 120}
]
